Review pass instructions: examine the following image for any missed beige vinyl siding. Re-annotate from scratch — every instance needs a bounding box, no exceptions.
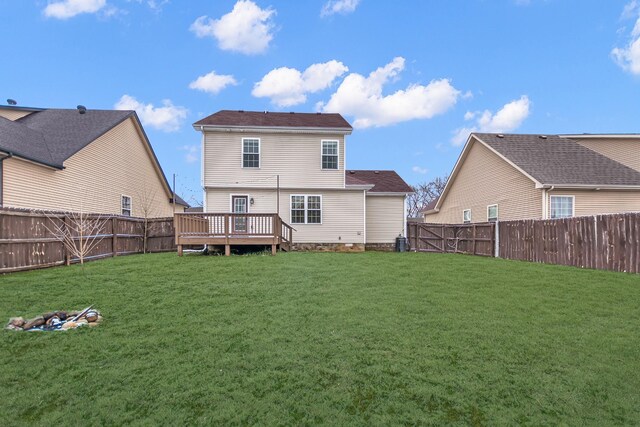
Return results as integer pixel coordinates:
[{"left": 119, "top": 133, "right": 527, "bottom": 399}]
[
  {"left": 0, "top": 109, "right": 33, "bottom": 121},
  {"left": 426, "top": 139, "right": 541, "bottom": 223},
  {"left": 573, "top": 138, "right": 640, "bottom": 173},
  {"left": 3, "top": 117, "right": 175, "bottom": 217},
  {"left": 206, "top": 187, "right": 364, "bottom": 244},
  {"left": 203, "top": 132, "right": 345, "bottom": 189},
  {"left": 547, "top": 189, "right": 640, "bottom": 217},
  {"left": 366, "top": 195, "right": 405, "bottom": 243}
]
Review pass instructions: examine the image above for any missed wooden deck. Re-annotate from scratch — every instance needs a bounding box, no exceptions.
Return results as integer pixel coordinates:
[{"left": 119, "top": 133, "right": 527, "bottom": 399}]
[{"left": 174, "top": 212, "right": 294, "bottom": 256}]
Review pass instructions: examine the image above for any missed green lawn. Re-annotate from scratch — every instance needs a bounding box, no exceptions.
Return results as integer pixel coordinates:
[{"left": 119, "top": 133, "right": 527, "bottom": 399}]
[{"left": 1, "top": 252, "right": 639, "bottom": 426}]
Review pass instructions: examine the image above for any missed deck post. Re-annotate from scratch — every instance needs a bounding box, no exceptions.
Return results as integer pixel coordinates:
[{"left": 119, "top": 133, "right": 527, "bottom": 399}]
[
  {"left": 224, "top": 213, "right": 230, "bottom": 256},
  {"left": 177, "top": 245, "right": 183, "bottom": 257}
]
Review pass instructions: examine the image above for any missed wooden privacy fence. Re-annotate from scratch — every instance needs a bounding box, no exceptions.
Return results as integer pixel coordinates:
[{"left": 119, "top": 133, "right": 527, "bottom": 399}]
[
  {"left": 407, "top": 222, "right": 495, "bottom": 256},
  {"left": 0, "top": 208, "right": 175, "bottom": 273},
  {"left": 498, "top": 213, "right": 640, "bottom": 274}
]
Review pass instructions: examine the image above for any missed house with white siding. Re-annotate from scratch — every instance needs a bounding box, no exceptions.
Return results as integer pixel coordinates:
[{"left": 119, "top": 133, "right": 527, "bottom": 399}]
[
  {"left": 0, "top": 104, "right": 187, "bottom": 217},
  {"left": 194, "top": 110, "right": 412, "bottom": 251},
  {"left": 424, "top": 133, "right": 640, "bottom": 223}
]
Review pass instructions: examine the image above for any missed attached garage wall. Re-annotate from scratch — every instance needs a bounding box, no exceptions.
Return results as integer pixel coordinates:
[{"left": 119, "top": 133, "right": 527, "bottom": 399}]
[{"left": 366, "top": 195, "right": 405, "bottom": 243}]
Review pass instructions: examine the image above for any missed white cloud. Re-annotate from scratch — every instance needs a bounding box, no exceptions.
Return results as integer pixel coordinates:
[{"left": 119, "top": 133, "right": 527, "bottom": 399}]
[
  {"left": 451, "top": 96, "right": 531, "bottom": 146},
  {"left": 412, "top": 166, "right": 428, "bottom": 174},
  {"left": 180, "top": 145, "right": 199, "bottom": 163},
  {"left": 44, "top": 0, "right": 106, "bottom": 19},
  {"left": 189, "top": 71, "right": 237, "bottom": 95},
  {"left": 190, "top": 0, "right": 276, "bottom": 55},
  {"left": 612, "top": 2, "right": 640, "bottom": 74},
  {"left": 321, "top": 0, "right": 360, "bottom": 17},
  {"left": 114, "top": 95, "right": 188, "bottom": 132},
  {"left": 252, "top": 60, "right": 348, "bottom": 107},
  {"left": 320, "top": 57, "right": 461, "bottom": 128}
]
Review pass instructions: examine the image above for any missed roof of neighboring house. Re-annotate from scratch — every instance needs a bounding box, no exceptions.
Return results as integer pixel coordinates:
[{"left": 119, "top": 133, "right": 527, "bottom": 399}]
[
  {"left": 474, "top": 133, "right": 640, "bottom": 186},
  {"left": 172, "top": 194, "right": 190, "bottom": 207},
  {"left": 346, "top": 170, "right": 413, "bottom": 193},
  {"left": 420, "top": 198, "right": 439, "bottom": 213},
  {"left": 0, "top": 108, "right": 133, "bottom": 168},
  {"left": 194, "top": 110, "right": 353, "bottom": 130},
  {"left": 185, "top": 206, "right": 203, "bottom": 213}
]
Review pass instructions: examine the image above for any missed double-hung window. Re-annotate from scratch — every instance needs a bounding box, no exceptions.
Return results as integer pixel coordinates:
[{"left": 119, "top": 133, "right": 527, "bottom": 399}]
[
  {"left": 321, "top": 140, "right": 338, "bottom": 170},
  {"left": 121, "top": 195, "right": 132, "bottom": 216},
  {"left": 550, "top": 195, "right": 574, "bottom": 219},
  {"left": 463, "top": 209, "right": 471, "bottom": 224},
  {"left": 487, "top": 204, "right": 498, "bottom": 222},
  {"left": 290, "top": 195, "right": 322, "bottom": 224},
  {"left": 242, "top": 138, "right": 260, "bottom": 168}
]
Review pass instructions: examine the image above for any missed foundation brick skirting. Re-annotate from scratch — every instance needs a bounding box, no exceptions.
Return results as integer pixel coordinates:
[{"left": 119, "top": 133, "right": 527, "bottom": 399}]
[
  {"left": 364, "top": 243, "right": 395, "bottom": 252},
  {"left": 291, "top": 243, "right": 365, "bottom": 252}
]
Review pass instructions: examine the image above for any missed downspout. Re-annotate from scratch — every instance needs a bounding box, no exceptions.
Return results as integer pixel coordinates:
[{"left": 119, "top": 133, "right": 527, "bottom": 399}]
[
  {"left": 363, "top": 190, "right": 366, "bottom": 246},
  {"left": 0, "top": 157, "right": 4, "bottom": 207},
  {"left": 201, "top": 126, "right": 206, "bottom": 212},
  {"left": 403, "top": 194, "right": 408, "bottom": 238}
]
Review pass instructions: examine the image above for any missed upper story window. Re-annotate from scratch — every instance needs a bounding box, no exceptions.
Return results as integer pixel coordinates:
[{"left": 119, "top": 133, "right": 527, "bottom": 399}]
[
  {"left": 321, "top": 140, "right": 338, "bottom": 170},
  {"left": 550, "top": 195, "right": 574, "bottom": 219},
  {"left": 290, "top": 195, "right": 322, "bottom": 224},
  {"left": 242, "top": 138, "right": 260, "bottom": 168},
  {"left": 487, "top": 204, "right": 498, "bottom": 222},
  {"left": 121, "top": 195, "right": 132, "bottom": 216},
  {"left": 463, "top": 209, "right": 471, "bottom": 224}
]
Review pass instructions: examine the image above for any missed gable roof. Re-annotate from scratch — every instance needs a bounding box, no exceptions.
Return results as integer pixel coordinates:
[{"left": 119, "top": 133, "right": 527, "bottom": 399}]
[
  {"left": 194, "top": 110, "right": 352, "bottom": 131},
  {"left": 0, "top": 108, "right": 134, "bottom": 168},
  {"left": 431, "top": 132, "right": 640, "bottom": 213},
  {"left": 346, "top": 170, "right": 413, "bottom": 193},
  {"left": 474, "top": 133, "right": 640, "bottom": 187}
]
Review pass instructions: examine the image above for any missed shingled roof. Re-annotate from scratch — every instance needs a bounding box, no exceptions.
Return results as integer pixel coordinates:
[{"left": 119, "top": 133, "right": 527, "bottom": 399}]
[
  {"left": 346, "top": 170, "right": 413, "bottom": 193},
  {"left": 0, "top": 108, "right": 134, "bottom": 168},
  {"left": 194, "top": 110, "right": 352, "bottom": 130},
  {"left": 473, "top": 133, "right": 640, "bottom": 186}
]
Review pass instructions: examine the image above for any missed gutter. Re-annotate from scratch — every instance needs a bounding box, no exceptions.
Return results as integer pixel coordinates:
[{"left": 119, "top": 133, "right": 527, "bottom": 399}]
[
  {"left": 193, "top": 124, "right": 352, "bottom": 135},
  {"left": 540, "top": 184, "right": 640, "bottom": 190}
]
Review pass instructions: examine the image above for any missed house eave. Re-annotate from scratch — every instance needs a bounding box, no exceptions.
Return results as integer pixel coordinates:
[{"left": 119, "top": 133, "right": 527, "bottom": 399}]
[
  {"left": 541, "top": 184, "right": 640, "bottom": 190},
  {"left": 366, "top": 191, "right": 413, "bottom": 196},
  {"left": 194, "top": 124, "right": 352, "bottom": 135}
]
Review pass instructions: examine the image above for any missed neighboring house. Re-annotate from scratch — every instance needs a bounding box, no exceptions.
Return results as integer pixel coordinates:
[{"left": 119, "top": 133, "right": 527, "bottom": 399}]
[
  {"left": 194, "top": 110, "right": 412, "bottom": 250},
  {"left": 0, "top": 104, "right": 188, "bottom": 217},
  {"left": 424, "top": 133, "right": 640, "bottom": 223}
]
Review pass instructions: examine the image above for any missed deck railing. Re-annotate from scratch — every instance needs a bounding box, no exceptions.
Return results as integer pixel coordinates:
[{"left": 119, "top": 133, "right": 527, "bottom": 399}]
[{"left": 174, "top": 212, "right": 294, "bottom": 255}]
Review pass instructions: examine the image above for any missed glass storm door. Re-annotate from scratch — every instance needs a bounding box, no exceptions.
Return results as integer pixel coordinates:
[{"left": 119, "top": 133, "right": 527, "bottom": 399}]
[{"left": 232, "top": 196, "right": 248, "bottom": 233}]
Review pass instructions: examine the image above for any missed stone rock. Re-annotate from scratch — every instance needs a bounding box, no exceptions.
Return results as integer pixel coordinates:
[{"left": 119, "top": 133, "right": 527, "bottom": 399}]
[
  {"left": 61, "top": 321, "right": 78, "bottom": 330},
  {"left": 8, "top": 317, "right": 25, "bottom": 328},
  {"left": 76, "top": 319, "right": 88, "bottom": 325},
  {"left": 85, "top": 312, "right": 98, "bottom": 323},
  {"left": 45, "top": 316, "right": 60, "bottom": 326},
  {"left": 23, "top": 317, "right": 45, "bottom": 330}
]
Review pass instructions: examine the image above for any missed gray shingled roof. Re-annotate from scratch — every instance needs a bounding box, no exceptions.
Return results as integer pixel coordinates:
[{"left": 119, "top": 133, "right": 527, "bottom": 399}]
[
  {"left": 194, "top": 110, "right": 352, "bottom": 130},
  {"left": 474, "top": 133, "right": 640, "bottom": 186},
  {"left": 4, "top": 109, "right": 134, "bottom": 168}
]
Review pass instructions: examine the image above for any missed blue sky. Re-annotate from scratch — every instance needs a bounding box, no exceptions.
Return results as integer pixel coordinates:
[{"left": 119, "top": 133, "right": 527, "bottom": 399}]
[{"left": 2, "top": 0, "right": 640, "bottom": 205}]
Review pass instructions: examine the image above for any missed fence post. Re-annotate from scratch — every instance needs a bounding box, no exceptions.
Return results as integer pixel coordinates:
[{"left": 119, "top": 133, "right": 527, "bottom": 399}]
[
  {"left": 63, "top": 215, "right": 71, "bottom": 265},
  {"left": 112, "top": 217, "right": 118, "bottom": 257},
  {"left": 494, "top": 221, "right": 500, "bottom": 258}
]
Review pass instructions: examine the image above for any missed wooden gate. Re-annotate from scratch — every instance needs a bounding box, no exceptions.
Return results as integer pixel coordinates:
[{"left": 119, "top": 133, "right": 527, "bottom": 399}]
[{"left": 407, "top": 222, "right": 495, "bottom": 257}]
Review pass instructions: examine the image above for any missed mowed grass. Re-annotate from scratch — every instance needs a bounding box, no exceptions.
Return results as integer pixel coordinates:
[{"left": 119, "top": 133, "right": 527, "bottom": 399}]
[{"left": 1, "top": 252, "right": 639, "bottom": 426}]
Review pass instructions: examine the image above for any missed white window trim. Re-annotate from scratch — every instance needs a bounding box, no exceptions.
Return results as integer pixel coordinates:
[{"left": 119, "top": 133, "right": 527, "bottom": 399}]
[
  {"left": 487, "top": 204, "right": 498, "bottom": 222},
  {"left": 462, "top": 208, "right": 471, "bottom": 224},
  {"left": 121, "top": 194, "right": 132, "bottom": 217},
  {"left": 321, "top": 140, "right": 339, "bottom": 171},
  {"left": 241, "top": 137, "right": 260, "bottom": 169},
  {"left": 229, "top": 194, "right": 250, "bottom": 214},
  {"left": 290, "top": 194, "right": 323, "bottom": 225},
  {"left": 549, "top": 195, "right": 575, "bottom": 219}
]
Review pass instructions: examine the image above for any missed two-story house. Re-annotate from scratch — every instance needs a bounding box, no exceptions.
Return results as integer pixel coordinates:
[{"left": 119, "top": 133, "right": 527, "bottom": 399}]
[
  {"left": 193, "top": 110, "right": 412, "bottom": 251},
  {"left": 0, "top": 103, "right": 188, "bottom": 217},
  {"left": 423, "top": 133, "right": 640, "bottom": 223}
]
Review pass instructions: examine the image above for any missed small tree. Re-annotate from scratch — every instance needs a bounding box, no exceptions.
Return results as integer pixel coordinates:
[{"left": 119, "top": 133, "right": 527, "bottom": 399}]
[
  {"left": 44, "top": 207, "right": 110, "bottom": 266},
  {"left": 406, "top": 175, "right": 448, "bottom": 218},
  {"left": 135, "top": 185, "right": 158, "bottom": 254}
]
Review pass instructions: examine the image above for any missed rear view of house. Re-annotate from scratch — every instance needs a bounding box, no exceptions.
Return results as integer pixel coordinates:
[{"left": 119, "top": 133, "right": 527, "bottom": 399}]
[
  {"left": 0, "top": 104, "right": 187, "bottom": 217},
  {"left": 424, "top": 133, "right": 640, "bottom": 223},
  {"left": 193, "top": 110, "right": 412, "bottom": 251}
]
